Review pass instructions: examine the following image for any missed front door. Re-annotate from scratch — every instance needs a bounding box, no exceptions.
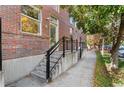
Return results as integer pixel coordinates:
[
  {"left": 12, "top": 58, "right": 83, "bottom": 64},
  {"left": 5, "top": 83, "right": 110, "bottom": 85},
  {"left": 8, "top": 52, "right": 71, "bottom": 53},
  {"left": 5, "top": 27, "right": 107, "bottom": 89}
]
[
  {"left": 0, "top": 18, "right": 2, "bottom": 71},
  {"left": 49, "top": 17, "right": 58, "bottom": 47}
]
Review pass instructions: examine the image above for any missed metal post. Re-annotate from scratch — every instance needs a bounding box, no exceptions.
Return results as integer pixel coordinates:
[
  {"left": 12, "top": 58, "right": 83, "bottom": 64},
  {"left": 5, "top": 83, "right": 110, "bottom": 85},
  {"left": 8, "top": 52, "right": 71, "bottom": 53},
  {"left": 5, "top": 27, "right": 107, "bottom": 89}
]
[
  {"left": 67, "top": 40, "right": 69, "bottom": 50},
  {"left": 63, "top": 36, "right": 65, "bottom": 57},
  {"left": 80, "top": 37, "right": 82, "bottom": 59},
  {"left": 76, "top": 39, "right": 78, "bottom": 51},
  {"left": 66, "top": 40, "right": 68, "bottom": 50},
  {"left": 71, "top": 36, "right": 73, "bottom": 53},
  {"left": 82, "top": 42, "right": 83, "bottom": 51},
  {"left": 0, "top": 18, "right": 2, "bottom": 71},
  {"left": 46, "top": 51, "right": 50, "bottom": 81}
]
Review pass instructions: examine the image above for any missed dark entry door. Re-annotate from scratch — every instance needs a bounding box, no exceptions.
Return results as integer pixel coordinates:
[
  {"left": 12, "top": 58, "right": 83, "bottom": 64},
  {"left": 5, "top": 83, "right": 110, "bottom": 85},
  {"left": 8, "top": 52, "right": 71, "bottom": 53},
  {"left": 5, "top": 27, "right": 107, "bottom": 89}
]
[{"left": 0, "top": 18, "right": 2, "bottom": 71}]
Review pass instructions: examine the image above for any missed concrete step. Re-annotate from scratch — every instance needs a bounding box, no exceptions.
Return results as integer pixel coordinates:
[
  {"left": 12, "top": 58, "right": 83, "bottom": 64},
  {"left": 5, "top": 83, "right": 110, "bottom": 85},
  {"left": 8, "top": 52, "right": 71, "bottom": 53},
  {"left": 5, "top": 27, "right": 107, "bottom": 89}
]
[
  {"left": 36, "top": 63, "right": 59, "bottom": 71},
  {"left": 39, "top": 51, "right": 63, "bottom": 65},
  {"left": 31, "top": 69, "right": 56, "bottom": 80},
  {"left": 51, "top": 58, "right": 58, "bottom": 62},
  {"left": 35, "top": 66, "right": 46, "bottom": 72},
  {"left": 50, "top": 54, "right": 62, "bottom": 59},
  {"left": 50, "top": 51, "right": 63, "bottom": 58},
  {"left": 39, "top": 61, "right": 46, "bottom": 66},
  {"left": 40, "top": 57, "right": 61, "bottom": 63},
  {"left": 40, "top": 57, "right": 46, "bottom": 62},
  {"left": 31, "top": 70, "right": 46, "bottom": 79},
  {"left": 40, "top": 61, "right": 59, "bottom": 67},
  {"left": 35, "top": 65, "right": 46, "bottom": 71},
  {"left": 31, "top": 75, "right": 47, "bottom": 84},
  {"left": 31, "top": 51, "right": 63, "bottom": 82}
]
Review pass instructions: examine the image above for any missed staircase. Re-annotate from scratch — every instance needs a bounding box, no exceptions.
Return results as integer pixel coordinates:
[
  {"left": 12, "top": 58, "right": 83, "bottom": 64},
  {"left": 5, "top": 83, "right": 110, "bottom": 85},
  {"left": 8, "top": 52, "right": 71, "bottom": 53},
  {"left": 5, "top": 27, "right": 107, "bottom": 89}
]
[
  {"left": 31, "top": 51, "right": 63, "bottom": 82},
  {"left": 30, "top": 36, "right": 83, "bottom": 83}
]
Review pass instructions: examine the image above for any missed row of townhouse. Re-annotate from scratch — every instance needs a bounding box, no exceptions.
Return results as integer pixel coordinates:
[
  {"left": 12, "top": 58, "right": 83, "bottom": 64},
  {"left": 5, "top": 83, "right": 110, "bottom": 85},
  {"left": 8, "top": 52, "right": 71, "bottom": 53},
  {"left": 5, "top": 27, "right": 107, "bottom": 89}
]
[{"left": 0, "top": 5, "right": 85, "bottom": 85}]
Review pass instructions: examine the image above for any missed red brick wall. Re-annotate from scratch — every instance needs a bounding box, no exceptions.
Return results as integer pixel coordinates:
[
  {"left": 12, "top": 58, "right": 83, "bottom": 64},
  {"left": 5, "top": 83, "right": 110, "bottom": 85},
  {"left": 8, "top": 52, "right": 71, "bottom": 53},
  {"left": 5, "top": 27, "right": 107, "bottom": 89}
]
[{"left": 1, "top": 5, "right": 84, "bottom": 60}]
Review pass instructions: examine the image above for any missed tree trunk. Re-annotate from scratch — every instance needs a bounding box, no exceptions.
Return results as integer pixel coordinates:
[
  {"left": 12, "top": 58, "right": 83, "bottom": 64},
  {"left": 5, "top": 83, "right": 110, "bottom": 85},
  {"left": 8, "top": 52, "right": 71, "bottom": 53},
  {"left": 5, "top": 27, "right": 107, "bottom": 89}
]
[
  {"left": 111, "top": 13, "right": 124, "bottom": 70},
  {"left": 112, "top": 37, "right": 116, "bottom": 47},
  {"left": 101, "top": 38, "right": 104, "bottom": 55},
  {"left": 111, "top": 16, "right": 118, "bottom": 47}
]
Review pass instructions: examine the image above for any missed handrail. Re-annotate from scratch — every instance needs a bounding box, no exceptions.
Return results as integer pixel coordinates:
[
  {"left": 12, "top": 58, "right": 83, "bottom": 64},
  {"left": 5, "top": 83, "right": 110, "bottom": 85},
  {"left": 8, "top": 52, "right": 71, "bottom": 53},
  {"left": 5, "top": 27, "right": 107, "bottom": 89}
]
[
  {"left": 46, "top": 36, "right": 83, "bottom": 81},
  {"left": 50, "top": 54, "right": 63, "bottom": 73},
  {"left": 46, "top": 37, "right": 64, "bottom": 81},
  {"left": 47, "top": 38, "right": 62, "bottom": 55}
]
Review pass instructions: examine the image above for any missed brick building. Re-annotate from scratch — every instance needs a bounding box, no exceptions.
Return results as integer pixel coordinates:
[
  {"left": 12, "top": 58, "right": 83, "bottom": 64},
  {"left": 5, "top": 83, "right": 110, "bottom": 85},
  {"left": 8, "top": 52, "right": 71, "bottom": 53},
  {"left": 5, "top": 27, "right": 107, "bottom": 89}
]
[{"left": 0, "top": 5, "right": 85, "bottom": 85}]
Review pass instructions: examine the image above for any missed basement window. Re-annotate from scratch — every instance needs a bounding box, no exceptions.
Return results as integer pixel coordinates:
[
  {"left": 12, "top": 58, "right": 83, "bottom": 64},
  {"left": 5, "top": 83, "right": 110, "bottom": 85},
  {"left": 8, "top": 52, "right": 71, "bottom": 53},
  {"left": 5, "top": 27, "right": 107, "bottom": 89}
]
[{"left": 21, "top": 5, "right": 41, "bottom": 35}]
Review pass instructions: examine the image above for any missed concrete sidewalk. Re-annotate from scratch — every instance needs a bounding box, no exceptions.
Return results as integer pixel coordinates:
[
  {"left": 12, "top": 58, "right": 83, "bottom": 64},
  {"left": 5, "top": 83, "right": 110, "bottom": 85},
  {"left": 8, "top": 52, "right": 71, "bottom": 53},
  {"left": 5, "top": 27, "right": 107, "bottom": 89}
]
[
  {"left": 7, "top": 49, "right": 96, "bottom": 87},
  {"left": 0, "top": 72, "right": 4, "bottom": 87},
  {"left": 45, "top": 49, "right": 96, "bottom": 87}
]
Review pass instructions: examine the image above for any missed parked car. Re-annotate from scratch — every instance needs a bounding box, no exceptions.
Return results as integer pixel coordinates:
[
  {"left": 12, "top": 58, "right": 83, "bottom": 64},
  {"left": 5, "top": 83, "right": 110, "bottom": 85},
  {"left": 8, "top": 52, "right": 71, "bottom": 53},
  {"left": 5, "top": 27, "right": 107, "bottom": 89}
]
[
  {"left": 119, "top": 45, "right": 124, "bottom": 49},
  {"left": 118, "top": 47, "right": 124, "bottom": 58},
  {"left": 103, "top": 45, "right": 112, "bottom": 52}
]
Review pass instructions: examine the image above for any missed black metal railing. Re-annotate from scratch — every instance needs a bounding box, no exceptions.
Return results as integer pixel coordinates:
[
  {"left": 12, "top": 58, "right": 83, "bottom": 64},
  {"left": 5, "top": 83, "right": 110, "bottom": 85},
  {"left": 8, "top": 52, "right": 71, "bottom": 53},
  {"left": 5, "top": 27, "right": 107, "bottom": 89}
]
[
  {"left": 46, "top": 36, "right": 83, "bottom": 81},
  {"left": 79, "top": 37, "right": 82, "bottom": 58},
  {"left": 46, "top": 38, "right": 63, "bottom": 81}
]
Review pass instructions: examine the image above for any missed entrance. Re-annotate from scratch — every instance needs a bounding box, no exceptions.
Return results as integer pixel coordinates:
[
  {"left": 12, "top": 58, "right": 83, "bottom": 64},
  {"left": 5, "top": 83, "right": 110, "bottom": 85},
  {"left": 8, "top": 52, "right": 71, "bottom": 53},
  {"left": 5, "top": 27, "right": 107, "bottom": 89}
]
[{"left": 49, "top": 17, "right": 59, "bottom": 47}]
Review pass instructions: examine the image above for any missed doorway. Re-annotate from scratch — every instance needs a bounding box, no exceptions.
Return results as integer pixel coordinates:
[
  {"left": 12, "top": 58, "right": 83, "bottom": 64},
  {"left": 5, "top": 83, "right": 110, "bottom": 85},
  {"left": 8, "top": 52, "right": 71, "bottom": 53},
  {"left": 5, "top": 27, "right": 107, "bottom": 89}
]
[{"left": 49, "top": 17, "right": 59, "bottom": 47}]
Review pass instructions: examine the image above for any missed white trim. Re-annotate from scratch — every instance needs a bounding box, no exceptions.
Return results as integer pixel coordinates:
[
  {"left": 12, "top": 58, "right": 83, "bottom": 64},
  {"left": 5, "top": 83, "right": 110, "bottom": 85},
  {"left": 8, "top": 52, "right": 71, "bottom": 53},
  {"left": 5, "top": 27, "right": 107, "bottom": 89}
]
[
  {"left": 57, "top": 5, "right": 60, "bottom": 13},
  {"left": 56, "top": 18, "right": 59, "bottom": 42},
  {"left": 20, "top": 5, "right": 42, "bottom": 36},
  {"left": 39, "top": 12, "right": 42, "bottom": 35}
]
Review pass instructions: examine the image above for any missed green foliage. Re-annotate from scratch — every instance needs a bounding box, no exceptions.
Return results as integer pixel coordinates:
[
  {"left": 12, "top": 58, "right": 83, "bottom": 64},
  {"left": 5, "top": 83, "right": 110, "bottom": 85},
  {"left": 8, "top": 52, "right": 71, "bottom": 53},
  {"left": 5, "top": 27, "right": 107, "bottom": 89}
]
[
  {"left": 61, "top": 5, "right": 124, "bottom": 36},
  {"left": 103, "top": 52, "right": 124, "bottom": 86},
  {"left": 103, "top": 52, "right": 124, "bottom": 69},
  {"left": 87, "top": 39, "right": 94, "bottom": 46},
  {"left": 103, "top": 52, "right": 111, "bottom": 64},
  {"left": 118, "top": 59, "right": 124, "bottom": 69},
  {"left": 121, "top": 41, "right": 124, "bottom": 45},
  {"left": 94, "top": 51, "right": 112, "bottom": 87}
]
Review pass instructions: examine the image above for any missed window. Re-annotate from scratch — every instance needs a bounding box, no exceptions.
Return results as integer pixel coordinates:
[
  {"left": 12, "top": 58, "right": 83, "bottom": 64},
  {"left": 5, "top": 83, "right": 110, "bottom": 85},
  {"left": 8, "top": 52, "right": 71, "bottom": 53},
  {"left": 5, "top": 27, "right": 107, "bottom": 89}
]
[
  {"left": 21, "top": 5, "right": 41, "bottom": 35},
  {"left": 51, "top": 17, "right": 58, "bottom": 25},
  {"left": 50, "top": 17, "right": 58, "bottom": 46}
]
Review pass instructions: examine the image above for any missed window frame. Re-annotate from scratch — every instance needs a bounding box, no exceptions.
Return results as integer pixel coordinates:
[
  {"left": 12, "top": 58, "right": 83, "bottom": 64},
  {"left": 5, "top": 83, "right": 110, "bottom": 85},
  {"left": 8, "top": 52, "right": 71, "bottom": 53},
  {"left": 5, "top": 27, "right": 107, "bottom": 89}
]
[
  {"left": 20, "top": 5, "right": 42, "bottom": 36},
  {"left": 57, "top": 6, "right": 60, "bottom": 13}
]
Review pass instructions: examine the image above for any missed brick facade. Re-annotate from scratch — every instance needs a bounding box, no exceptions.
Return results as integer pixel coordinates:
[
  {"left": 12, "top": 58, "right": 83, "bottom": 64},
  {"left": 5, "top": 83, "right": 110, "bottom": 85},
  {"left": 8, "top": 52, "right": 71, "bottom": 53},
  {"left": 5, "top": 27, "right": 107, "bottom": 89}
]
[{"left": 0, "top": 5, "right": 84, "bottom": 60}]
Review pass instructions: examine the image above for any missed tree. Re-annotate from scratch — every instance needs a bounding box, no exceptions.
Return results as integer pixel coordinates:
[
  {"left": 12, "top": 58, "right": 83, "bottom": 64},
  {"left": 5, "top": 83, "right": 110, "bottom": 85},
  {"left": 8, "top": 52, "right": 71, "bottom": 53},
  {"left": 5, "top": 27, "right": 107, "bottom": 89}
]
[
  {"left": 111, "top": 13, "right": 124, "bottom": 70},
  {"left": 61, "top": 5, "right": 124, "bottom": 70}
]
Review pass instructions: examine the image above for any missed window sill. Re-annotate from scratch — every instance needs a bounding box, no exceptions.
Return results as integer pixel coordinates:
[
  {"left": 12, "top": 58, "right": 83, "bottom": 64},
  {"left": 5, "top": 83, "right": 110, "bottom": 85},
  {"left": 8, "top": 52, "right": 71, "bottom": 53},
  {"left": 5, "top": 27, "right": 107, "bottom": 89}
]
[{"left": 21, "top": 32, "right": 49, "bottom": 39}]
